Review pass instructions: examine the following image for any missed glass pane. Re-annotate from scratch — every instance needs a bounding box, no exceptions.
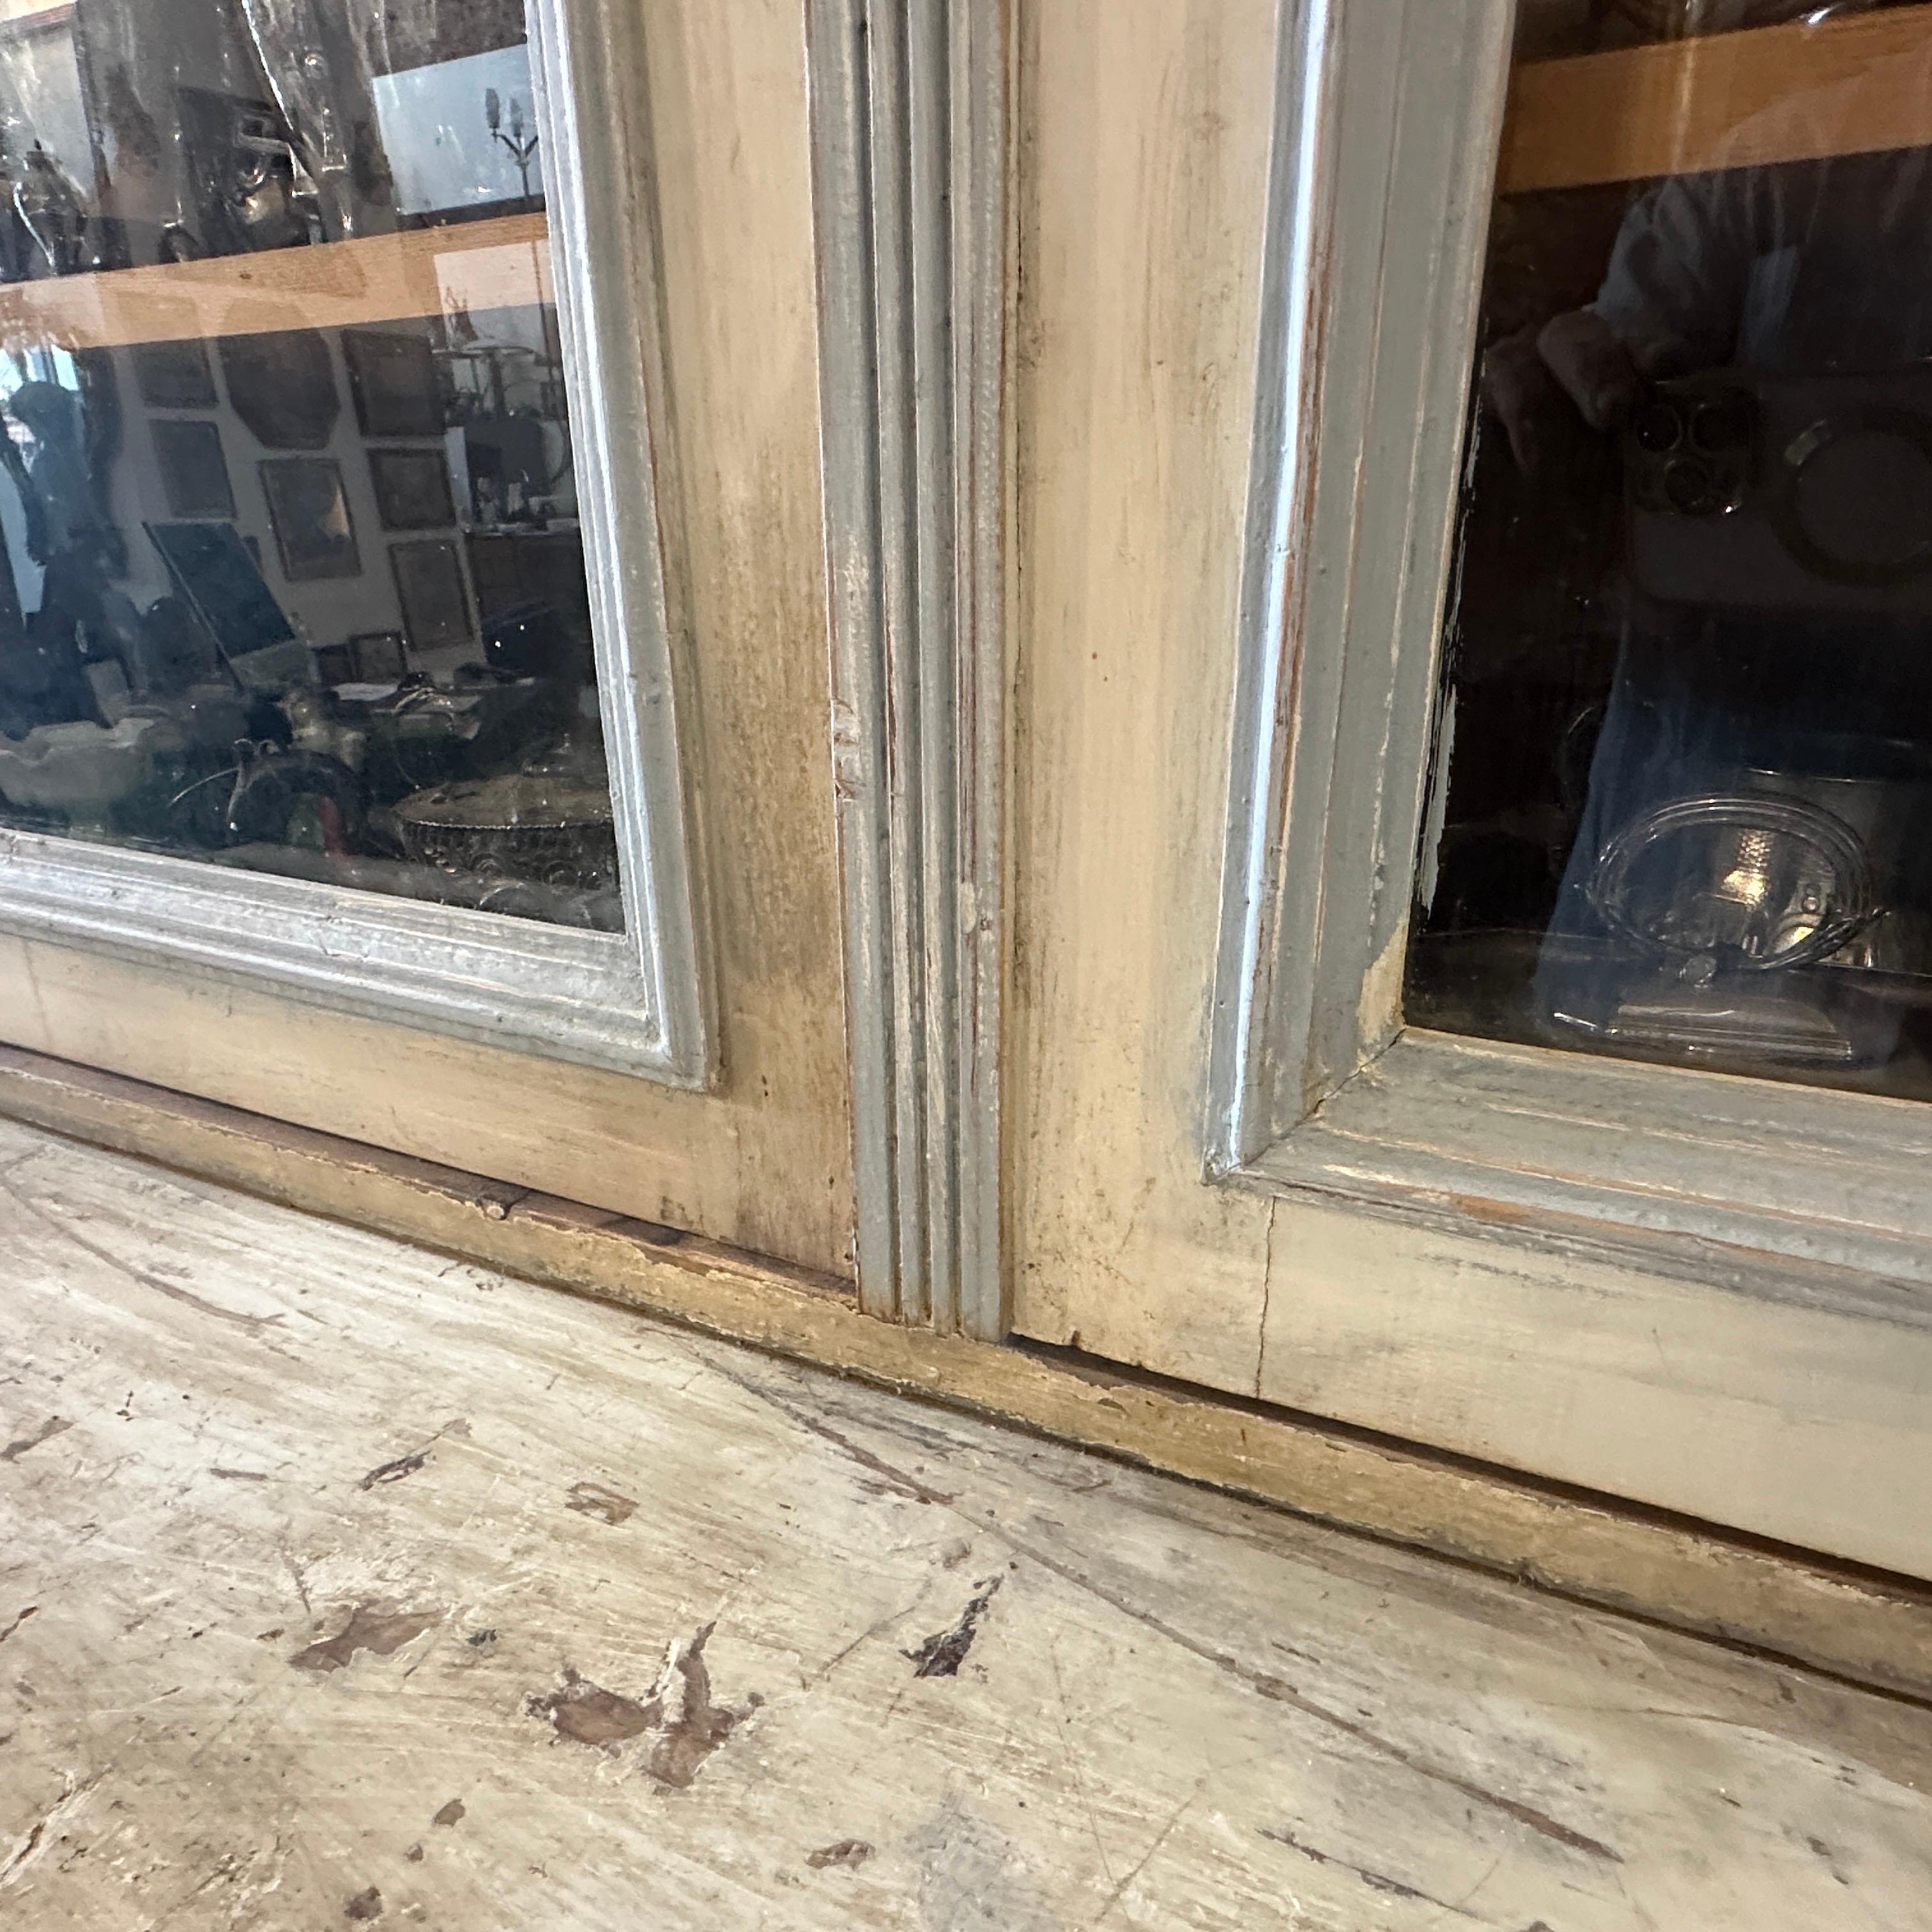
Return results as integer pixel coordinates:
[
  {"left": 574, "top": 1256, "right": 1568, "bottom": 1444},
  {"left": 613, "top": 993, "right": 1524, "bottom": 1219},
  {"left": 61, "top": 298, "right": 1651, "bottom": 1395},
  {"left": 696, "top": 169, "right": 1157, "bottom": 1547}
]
[
  {"left": 0, "top": 0, "right": 620, "bottom": 931},
  {"left": 1409, "top": 1, "right": 1932, "bottom": 1098}
]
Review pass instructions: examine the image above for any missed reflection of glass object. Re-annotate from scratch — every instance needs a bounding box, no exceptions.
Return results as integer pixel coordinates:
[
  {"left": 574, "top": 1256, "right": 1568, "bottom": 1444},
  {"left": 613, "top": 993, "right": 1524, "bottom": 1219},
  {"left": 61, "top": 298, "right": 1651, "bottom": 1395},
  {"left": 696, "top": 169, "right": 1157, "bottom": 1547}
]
[
  {"left": 237, "top": 0, "right": 372, "bottom": 240},
  {"left": 10, "top": 140, "right": 88, "bottom": 275},
  {"left": 1594, "top": 793, "right": 1870, "bottom": 965},
  {"left": 0, "top": 715, "right": 176, "bottom": 828},
  {"left": 394, "top": 767, "right": 616, "bottom": 889},
  {"left": 1554, "top": 793, "right": 1880, "bottom": 1064}
]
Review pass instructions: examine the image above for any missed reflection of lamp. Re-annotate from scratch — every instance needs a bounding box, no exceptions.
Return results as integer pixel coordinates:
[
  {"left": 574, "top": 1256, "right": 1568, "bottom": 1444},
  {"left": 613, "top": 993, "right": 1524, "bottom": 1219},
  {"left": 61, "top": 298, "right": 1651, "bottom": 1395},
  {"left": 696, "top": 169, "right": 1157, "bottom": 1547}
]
[
  {"left": 484, "top": 88, "right": 539, "bottom": 203},
  {"left": 1556, "top": 793, "right": 1882, "bottom": 1064}
]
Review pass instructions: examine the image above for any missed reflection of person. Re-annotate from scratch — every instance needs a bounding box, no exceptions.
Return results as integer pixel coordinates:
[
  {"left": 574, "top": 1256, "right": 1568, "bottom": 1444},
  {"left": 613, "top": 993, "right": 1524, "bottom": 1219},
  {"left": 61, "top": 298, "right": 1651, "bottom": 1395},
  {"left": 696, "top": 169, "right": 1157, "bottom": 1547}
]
[
  {"left": 1482, "top": 55, "right": 1932, "bottom": 1016},
  {"left": 0, "top": 383, "right": 97, "bottom": 733}
]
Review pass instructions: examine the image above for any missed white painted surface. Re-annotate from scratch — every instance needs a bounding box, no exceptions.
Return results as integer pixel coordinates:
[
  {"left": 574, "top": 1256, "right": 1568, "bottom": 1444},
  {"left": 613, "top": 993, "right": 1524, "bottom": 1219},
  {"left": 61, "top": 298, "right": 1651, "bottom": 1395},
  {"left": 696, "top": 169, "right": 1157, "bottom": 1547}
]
[{"left": 3, "top": 1117, "right": 1929, "bottom": 1929}]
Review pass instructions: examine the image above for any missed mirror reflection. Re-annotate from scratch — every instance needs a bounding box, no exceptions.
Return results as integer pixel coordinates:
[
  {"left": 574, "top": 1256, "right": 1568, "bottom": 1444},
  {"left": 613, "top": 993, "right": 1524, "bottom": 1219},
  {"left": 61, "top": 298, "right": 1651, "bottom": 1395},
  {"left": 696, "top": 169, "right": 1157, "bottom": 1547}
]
[{"left": 0, "top": 0, "right": 620, "bottom": 931}]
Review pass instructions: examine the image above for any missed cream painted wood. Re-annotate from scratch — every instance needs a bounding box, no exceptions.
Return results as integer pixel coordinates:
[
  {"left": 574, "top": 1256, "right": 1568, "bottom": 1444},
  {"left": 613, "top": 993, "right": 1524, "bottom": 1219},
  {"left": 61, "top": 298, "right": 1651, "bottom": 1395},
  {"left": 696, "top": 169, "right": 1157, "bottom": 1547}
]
[
  {"left": 1011, "top": 0, "right": 1280, "bottom": 1395},
  {"left": 8, "top": 1042, "right": 1929, "bottom": 1696},
  {"left": 4, "top": 1121, "right": 1931, "bottom": 1930},
  {"left": 1007, "top": 0, "right": 1932, "bottom": 1576},
  {"left": 0, "top": 0, "right": 854, "bottom": 1277}
]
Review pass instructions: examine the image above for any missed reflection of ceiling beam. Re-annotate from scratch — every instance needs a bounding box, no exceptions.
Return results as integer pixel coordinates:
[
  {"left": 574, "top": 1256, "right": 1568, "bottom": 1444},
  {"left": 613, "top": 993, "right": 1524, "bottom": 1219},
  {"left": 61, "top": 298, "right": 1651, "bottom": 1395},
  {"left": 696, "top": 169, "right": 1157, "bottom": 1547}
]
[
  {"left": 1501, "top": 3, "right": 1932, "bottom": 194},
  {"left": 0, "top": 213, "right": 551, "bottom": 354}
]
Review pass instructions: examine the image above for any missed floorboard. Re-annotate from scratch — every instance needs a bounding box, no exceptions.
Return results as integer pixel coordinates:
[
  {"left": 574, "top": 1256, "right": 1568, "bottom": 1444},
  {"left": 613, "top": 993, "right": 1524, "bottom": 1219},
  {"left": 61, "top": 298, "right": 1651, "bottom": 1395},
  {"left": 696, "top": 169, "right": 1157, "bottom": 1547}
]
[{"left": 0, "top": 1119, "right": 1927, "bottom": 1929}]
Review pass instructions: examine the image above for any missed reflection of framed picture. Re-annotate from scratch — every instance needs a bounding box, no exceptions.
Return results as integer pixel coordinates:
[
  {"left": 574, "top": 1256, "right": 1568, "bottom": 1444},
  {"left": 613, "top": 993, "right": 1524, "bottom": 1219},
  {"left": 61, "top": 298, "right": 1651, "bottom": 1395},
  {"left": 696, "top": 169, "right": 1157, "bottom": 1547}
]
[
  {"left": 343, "top": 325, "right": 447, "bottom": 438},
  {"left": 368, "top": 446, "right": 456, "bottom": 531},
  {"left": 348, "top": 630, "right": 408, "bottom": 681},
  {"left": 219, "top": 327, "right": 340, "bottom": 449},
  {"left": 389, "top": 538, "right": 473, "bottom": 652},
  {"left": 134, "top": 334, "right": 218, "bottom": 410},
  {"left": 260, "top": 457, "right": 362, "bottom": 581},
  {"left": 151, "top": 419, "right": 235, "bottom": 518}
]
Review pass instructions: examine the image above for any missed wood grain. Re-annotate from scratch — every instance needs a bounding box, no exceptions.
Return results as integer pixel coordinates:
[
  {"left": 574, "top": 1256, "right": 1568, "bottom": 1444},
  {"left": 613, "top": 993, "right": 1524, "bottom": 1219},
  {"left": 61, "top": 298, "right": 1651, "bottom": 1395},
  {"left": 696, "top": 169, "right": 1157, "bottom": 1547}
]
[
  {"left": 0, "top": 215, "right": 553, "bottom": 351},
  {"left": 1501, "top": 4, "right": 1932, "bottom": 194},
  {"left": 0, "top": 0, "right": 854, "bottom": 1276},
  {"left": 1, "top": 1117, "right": 1928, "bottom": 1928}
]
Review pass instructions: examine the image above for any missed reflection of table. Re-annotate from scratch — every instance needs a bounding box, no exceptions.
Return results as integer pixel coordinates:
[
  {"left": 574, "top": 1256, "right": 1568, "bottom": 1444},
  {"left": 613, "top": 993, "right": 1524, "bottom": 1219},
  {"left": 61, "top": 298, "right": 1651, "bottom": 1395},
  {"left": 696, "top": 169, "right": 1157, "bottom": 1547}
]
[
  {"left": 0, "top": 213, "right": 551, "bottom": 351},
  {"left": 1503, "top": 3, "right": 1932, "bottom": 194}
]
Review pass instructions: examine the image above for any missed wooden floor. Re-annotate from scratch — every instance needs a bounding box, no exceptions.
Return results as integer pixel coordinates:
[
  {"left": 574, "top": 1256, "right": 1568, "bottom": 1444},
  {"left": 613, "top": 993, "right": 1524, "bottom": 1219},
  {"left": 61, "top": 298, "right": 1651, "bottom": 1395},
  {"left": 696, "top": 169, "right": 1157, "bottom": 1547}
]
[{"left": 2, "top": 1119, "right": 1929, "bottom": 1930}]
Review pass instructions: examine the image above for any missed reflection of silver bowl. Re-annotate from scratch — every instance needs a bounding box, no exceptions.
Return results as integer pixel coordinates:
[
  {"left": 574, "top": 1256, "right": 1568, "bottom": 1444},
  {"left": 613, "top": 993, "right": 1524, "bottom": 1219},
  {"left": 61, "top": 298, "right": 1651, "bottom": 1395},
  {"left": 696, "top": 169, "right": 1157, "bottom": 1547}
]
[
  {"left": 1565, "top": 791, "right": 1890, "bottom": 1066},
  {"left": 392, "top": 771, "right": 618, "bottom": 891}
]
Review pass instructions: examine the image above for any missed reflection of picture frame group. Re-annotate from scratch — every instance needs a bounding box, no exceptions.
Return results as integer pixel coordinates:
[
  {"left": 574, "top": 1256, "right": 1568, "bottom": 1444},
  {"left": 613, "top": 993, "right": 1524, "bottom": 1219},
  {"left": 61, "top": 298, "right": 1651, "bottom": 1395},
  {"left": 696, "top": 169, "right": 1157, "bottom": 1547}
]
[
  {"left": 218, "top": 326, "right": 341, "bottom": 450},
  {"left": 348, "top": 629, "right": 409, "bottom": 682},
  {"left": 259, "top": 457, "right": 361, "bottom": 582},
  {"left": 390, "top": 538, "right": 472, "bottom": 652},
  {"left": 134, "top": 332, "right": 218, "bottom": 411}
]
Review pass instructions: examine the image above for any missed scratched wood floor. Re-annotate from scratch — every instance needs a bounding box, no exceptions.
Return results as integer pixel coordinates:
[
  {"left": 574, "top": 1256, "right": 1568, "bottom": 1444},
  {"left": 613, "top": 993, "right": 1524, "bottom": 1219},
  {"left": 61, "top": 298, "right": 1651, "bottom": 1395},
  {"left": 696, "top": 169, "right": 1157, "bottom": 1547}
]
[{"left": 1, "top": 1118, "right": 1929, "bottom": 1930}]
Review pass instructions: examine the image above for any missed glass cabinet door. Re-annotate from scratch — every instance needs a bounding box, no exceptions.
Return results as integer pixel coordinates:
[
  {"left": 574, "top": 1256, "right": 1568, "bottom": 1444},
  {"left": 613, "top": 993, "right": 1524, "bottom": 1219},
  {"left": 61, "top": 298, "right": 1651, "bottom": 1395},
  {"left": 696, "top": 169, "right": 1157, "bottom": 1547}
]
[
  {"left": 1003, "top": 0, "right": 1932, "bottom": 1579},
  {"left": 0, "top": 0, "right": 856, "bottom": 1278}
]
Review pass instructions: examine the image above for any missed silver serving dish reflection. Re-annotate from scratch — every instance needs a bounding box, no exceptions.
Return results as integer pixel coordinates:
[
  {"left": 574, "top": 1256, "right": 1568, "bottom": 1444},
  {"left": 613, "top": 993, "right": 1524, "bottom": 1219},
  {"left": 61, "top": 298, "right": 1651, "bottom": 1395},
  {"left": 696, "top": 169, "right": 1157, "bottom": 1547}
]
[{"left": 391, "top": 770, "right": 618, "bottom": 894}]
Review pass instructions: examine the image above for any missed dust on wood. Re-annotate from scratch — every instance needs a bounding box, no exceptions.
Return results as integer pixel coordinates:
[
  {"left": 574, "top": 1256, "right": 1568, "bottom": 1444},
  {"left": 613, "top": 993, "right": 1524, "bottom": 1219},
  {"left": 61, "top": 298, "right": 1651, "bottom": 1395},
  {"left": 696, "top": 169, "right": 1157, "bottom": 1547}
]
[
  {"left": 525, "top": 1627, "right": 752, "bottom": 1786},
  {"left": 808, "top": 1839, "right": 875, "bottom": 1870},
  {"left": 359, "top": 1450, "right": 430, "bottom": 1490},
  {"left": 644, "top": 1623, "right": 751, "bottom": 1788},
  {"left": 527, "top": 1667, "right": 659, "bottom": 1748},
  {"left": 1, "top": 1416, "right": 70, "bottom": 1461}
]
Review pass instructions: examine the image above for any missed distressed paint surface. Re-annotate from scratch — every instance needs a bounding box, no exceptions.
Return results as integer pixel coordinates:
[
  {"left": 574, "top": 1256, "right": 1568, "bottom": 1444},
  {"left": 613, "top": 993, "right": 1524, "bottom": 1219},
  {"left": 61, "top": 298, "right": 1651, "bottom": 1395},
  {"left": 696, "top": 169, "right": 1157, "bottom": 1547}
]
[
  {"left": 3, "top": 1120, "right": 1931, "bottom": 1928},
  {"left": 1011, "top": 0, "right": 1280, "bottom": 1388},
  {"left": 1007, "top": 0, "right": 1932, "bottom": 1574}
]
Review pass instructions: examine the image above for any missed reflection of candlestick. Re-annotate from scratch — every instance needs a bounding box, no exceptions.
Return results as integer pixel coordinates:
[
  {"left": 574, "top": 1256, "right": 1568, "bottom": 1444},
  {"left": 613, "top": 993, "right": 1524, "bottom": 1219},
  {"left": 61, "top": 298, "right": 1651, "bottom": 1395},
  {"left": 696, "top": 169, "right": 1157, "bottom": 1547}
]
[{"left": 484, "top": 89, "right": 540, "bottom": 203}]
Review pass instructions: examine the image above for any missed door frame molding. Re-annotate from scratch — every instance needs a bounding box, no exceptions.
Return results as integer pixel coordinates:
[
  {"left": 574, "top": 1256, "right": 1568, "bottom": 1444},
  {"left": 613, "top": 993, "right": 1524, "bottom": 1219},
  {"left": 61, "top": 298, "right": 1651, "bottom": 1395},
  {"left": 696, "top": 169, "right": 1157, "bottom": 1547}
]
[
  {"left": 806, "top": 0, "right": 1008, "bottom": 1336},
  {"left": 1202, "top": 0, "right": 1932, "bottom": 1316}
]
